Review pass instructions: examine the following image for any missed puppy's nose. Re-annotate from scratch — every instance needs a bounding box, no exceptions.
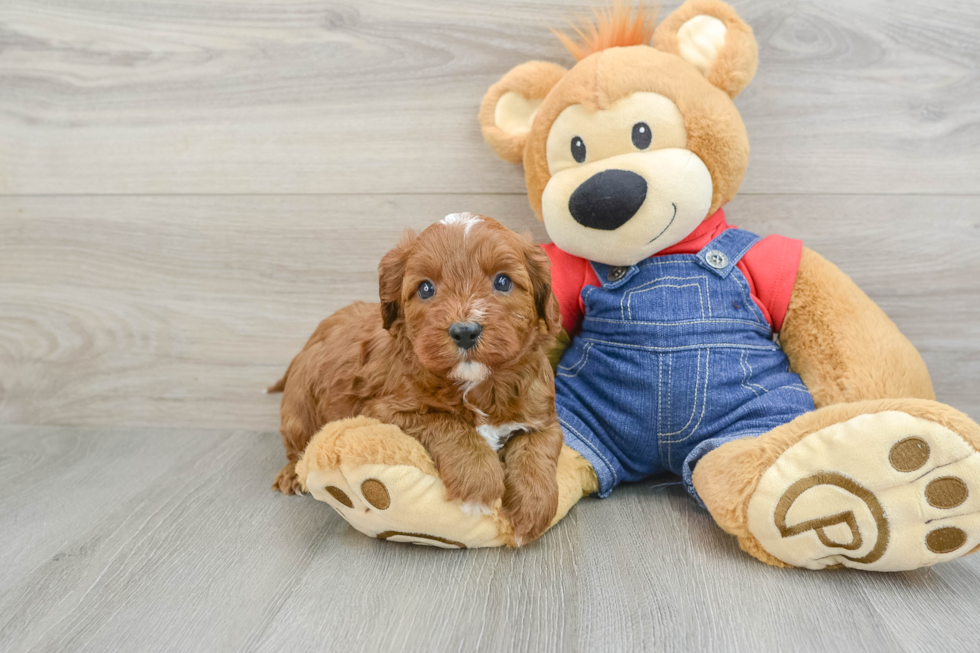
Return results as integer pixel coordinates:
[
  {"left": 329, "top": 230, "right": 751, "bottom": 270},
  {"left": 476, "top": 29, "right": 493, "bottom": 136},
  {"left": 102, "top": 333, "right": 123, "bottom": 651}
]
[
  {"left": 568, "top": 169, "right": 647, "bottom": 231},
  {"left": 449, "top": 322, "right": 483, "bottom": 350}
]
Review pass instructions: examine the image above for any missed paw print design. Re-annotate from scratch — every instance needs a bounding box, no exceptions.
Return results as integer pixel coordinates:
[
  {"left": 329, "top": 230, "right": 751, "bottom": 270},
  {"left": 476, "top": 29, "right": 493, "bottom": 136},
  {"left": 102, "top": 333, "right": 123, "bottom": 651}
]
[
  {"left": 748, "top": 410, "right": 980, "bottom": 571},
  {"left": 296, "top": 417, "right": 514, "bottom": 549}
]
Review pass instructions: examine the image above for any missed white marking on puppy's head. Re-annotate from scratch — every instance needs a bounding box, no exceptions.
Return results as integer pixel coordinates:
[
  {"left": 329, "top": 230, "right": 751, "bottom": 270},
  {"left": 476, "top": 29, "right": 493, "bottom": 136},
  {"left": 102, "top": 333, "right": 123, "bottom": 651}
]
[{"left": 440, "top": 212, "right": 483, "bottom": 237}]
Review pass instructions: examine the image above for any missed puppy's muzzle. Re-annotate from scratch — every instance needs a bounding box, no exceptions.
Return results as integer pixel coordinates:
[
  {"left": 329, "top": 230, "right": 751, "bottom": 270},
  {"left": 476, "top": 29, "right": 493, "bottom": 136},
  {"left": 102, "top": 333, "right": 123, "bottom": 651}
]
[
  {"left": 449, "top": 322, "right": 483, "bottom": 351},
  {"left": 568, "top": 169, "right": 648, "bottom": 231}
]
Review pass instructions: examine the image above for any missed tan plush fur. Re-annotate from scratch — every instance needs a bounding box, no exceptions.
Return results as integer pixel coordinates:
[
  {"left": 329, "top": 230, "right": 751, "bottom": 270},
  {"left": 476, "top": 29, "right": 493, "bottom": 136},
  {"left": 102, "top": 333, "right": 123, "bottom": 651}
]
[
  {"left": 297, "top": 415, "right": 595, "bottom": 547},
  {"left": 274, "top": 216, "right": 565, "bottom": 543},
  {"left": 295, "top": 416, "right": 440, "bottom": 485},
  {"left": 550, "top": 445, "right": 600, "bottom": 528},
  {"left": 652, "top": 0, "right": 758, "bottom": 98},
  {"left": 479, "top": 2, "right": 755, "bottom": 220},
  {"left": 473, "top": 0, "right": 980, "bottom": 566},
  {"left": 693, "top": 398, "right": 980, "bottom": 567},
  {"left": 478, "top": 61, "right": 568, "bottom": 165},
  {"left": 781, "top": 248, "right": 936, "bottom": 408}
]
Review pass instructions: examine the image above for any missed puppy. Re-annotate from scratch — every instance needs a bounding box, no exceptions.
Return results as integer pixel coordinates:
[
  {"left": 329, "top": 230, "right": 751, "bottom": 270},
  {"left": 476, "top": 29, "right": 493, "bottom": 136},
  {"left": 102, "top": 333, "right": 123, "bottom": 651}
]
[{"left": 271, "top": 213, "right": 564, "bottom": 545}]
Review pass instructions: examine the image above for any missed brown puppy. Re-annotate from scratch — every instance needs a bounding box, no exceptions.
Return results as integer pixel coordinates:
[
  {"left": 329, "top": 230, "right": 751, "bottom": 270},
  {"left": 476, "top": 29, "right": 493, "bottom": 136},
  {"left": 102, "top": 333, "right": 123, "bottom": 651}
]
[{"left": 271, "top": 213, "right": 564, "bottom": 545}]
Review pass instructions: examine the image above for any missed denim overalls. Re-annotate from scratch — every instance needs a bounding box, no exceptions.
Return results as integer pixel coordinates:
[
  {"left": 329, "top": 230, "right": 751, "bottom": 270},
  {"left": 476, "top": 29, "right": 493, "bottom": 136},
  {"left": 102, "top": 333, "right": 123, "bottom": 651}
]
[{"left": 555, "top": 228, "right": 815, "bottom": 504}]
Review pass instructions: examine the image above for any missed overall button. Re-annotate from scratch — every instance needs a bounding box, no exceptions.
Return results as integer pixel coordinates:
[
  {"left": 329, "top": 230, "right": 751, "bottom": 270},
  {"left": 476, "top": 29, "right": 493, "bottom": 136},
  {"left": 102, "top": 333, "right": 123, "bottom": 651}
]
[
  {"left": 704, "top": 250, "right": 729, "bottom": 270},
  {"left": 608, "top": 266, "right": 627, "bottom": 281}
]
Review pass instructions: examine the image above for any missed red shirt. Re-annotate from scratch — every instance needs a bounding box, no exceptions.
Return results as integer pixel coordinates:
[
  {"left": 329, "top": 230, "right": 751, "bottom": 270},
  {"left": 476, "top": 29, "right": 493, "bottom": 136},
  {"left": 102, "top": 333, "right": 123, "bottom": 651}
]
[{"left": 543, "top": 209, "right": 802, "bottom": 336}]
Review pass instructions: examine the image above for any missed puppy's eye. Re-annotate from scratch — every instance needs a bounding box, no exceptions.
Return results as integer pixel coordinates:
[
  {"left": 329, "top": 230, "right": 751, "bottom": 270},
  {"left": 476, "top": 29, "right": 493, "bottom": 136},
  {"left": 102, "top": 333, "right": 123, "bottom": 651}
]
[
  {"left": 570, "top": 136, "right": 586, "bottom": 163},
  {"left": 417, "top": 280, "right": 435, "bottom": 299},
  {"left": 632, "top": 122, "right": 651, "bottom": 150},
  {"left": 493, "top": 273, "right": 513, "bottom": 293}
]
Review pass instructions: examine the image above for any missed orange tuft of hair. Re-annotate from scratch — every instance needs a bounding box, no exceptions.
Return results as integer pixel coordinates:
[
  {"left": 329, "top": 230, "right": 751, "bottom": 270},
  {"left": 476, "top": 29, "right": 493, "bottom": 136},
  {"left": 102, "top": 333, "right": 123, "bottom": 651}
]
[{"left": 552, "top": 1, "right": 658, "bottom": 61}]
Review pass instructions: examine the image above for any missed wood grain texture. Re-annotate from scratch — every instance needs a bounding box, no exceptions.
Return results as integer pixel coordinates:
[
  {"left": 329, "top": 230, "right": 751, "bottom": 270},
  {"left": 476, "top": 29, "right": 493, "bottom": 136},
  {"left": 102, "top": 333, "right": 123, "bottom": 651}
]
[
  {"left": 2, "top": 0, "right": 980, "bottom": 650},
  {"left": 1, "top": 0, "right": 979, "bottom": 195},
  {"left": 2, "top": 425, "right": 979, "bottom": 653},
  {"left": 1, "top": 193, "right": 977, "bottom": 430}
]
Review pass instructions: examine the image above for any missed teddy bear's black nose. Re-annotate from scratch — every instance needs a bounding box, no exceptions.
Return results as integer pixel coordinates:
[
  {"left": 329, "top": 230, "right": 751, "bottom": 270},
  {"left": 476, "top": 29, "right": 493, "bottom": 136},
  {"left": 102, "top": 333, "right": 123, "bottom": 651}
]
[{"left": 568, "top": 169, "right": 648, "bottom": 231}]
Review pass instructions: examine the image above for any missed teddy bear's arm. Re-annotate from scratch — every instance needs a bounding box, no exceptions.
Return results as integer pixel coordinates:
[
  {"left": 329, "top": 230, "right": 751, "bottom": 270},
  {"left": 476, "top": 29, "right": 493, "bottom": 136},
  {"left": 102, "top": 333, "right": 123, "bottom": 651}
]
[{"left": 779, "top": 247, "right": 935, "bottom": 409}]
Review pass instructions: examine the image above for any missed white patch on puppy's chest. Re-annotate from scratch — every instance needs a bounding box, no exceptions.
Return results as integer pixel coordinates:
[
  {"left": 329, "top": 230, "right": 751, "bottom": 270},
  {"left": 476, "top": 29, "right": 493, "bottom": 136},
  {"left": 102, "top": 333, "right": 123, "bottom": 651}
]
[
  {"left": 450, "top": 361, "right": 489, "bottom": 383},
  {"left": 477, "top": 423, "right": 530, "bottom": 451}
]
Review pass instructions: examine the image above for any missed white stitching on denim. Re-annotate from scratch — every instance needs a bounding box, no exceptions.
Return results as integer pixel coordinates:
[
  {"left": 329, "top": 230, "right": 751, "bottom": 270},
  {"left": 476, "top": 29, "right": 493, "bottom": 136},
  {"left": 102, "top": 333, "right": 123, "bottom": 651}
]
[
  {"left": 628, "top": 282, "right": 707, "bottom": 321},
  {"left": 620, "top": 275, "right": 708, "bottom": 321},
  {"left": 739, "top": 350, "right": 760, "bottom": 398},
  {"left": 662, "top": 349, "right": 710, "bottom": 444},
  {"left": 741, "top": 349, "right": 768, "bottom": 394},
  {"left": 697, "top": 231, "right": 760, "bottom": 273},
  {"left": 556, "top": 342, "right": 593, "bottom": 378},
  {"left": 656, "top": 354, "right": 665, "bottom": 437},
  {"left": 662, "top": 356, "right": 670, "bottom": 466},
  {"left": 559, "top": 417, "right": 619, "bottom": 484},
  {"left": 635, "top": 257, "right": 690, "bottom": 270},
  {"left": 578, "top": 338, "right": 779, "bottom": 352},
  {"left": 728, "top": 267, "right": 768, "bottom": 328},
  {"left": 585, "top": 316, "right": 772, "bottom": 331},
  {"left": 667, "top": 352, "right": 673, "bottom": 430},
  {"left": 660, "top": 349, "right": 703, "bottom": 438}
]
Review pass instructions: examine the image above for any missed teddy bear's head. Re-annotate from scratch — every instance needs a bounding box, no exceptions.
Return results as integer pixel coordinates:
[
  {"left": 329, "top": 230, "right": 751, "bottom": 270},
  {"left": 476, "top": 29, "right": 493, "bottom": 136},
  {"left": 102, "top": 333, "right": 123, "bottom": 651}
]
[{"left": 479, "top": 0, "right": 759, "bottom": 266}]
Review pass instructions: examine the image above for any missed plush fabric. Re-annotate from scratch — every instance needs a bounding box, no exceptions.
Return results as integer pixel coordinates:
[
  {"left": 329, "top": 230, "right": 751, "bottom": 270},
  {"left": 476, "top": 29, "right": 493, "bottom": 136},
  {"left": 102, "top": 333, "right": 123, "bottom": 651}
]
[
  {"left": 542, "top": 208, "right": 802, "bottom": 334},
  {"left": 780, "top": 247, "right": 936, "bottom": 408},
  {"left": 293, "top": 1, "right": 979, "bottom": 569},
  {"left": 298, "top": 416, "right": 596, "bottom": 548},
  {"left": 693, "top": 399, "right": 980, "bottom": 569}
]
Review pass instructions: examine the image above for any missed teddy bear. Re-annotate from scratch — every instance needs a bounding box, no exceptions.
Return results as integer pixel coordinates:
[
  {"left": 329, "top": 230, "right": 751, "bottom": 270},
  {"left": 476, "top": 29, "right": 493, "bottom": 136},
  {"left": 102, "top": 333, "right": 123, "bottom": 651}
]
[{"left": 294, "top": 0, "right": 980, "bottom": 570}]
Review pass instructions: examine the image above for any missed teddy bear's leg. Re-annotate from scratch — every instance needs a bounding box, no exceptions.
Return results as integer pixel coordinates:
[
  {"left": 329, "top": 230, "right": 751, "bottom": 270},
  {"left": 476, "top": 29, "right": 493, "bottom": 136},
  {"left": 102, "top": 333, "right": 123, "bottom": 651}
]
[
  {"left": 693, "top": 398, "right": 980, "bottom": 571},
  {"left": 296, "top": 416, "right": 593, "bottom": 548}
]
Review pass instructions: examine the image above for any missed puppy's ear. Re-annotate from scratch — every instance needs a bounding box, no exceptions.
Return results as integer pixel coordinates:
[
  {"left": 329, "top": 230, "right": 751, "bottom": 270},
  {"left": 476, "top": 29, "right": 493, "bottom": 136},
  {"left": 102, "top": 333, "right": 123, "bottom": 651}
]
[
  {"left": 479, "top": 61, "right": 567, "bottom": 164},
  {"left": 523, "top": 242, "right": 562, "bottom": 336},
  {"left": 378, "top": 229, "right": 416, "bottom": 331}
]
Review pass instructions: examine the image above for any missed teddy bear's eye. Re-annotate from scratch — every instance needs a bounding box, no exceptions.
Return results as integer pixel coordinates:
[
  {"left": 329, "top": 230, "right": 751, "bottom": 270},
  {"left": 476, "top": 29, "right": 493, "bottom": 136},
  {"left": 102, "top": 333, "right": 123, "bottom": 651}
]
[
  {"left": 632, "top": 122, "right": 652, "bottom": 150},
  {"left": 570, "top": 136, "right": 587, "bottom": 163}
]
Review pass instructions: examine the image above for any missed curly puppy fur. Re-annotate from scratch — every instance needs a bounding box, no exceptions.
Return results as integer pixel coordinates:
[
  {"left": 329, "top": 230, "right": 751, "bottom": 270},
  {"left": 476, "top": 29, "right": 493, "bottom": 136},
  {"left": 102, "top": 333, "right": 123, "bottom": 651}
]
[{"left": 272, "top": 214, "right": 564, "bottom": 544}]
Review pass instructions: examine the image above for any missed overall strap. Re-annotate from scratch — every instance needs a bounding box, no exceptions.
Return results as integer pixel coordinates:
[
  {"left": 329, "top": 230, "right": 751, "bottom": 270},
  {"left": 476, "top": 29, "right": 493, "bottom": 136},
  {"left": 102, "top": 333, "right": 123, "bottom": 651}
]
[{"left": 694, "top": 228, "right": 762, "bottom": 279}]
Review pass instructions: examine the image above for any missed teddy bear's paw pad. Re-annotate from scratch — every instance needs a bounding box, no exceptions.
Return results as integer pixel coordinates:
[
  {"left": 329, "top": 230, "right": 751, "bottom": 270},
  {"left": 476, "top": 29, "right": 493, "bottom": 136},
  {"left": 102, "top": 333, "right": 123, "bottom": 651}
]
[
  {"left": 747, "top": 411, "right": 980, "bottom": 571},
  {"left": 305, "top": 463, "right": 510, "bottom": 549}
]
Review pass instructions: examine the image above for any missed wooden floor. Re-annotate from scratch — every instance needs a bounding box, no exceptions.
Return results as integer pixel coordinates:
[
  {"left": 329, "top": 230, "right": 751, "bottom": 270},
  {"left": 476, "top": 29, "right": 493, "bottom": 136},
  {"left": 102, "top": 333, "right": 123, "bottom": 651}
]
[{"left": 1, "top": 1, "right": 979, "bottom": 651}]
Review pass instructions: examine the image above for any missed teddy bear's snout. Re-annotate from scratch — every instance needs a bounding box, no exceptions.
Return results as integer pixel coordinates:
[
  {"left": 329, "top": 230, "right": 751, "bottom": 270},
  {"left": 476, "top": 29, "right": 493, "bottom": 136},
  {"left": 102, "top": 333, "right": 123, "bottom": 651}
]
[{"left": 568, "top": 169, "right": 647, "bottom": 231}]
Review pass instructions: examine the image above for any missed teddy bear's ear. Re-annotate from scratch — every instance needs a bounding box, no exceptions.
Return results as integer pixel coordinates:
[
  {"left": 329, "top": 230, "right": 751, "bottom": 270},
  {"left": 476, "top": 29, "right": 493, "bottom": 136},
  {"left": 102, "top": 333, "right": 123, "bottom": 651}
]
[
  {"left": 653, "top": 0, "right": 758, "bottom": 99},
  {"left": 479, "top": 61, "right": 568, "bottom": 164}
]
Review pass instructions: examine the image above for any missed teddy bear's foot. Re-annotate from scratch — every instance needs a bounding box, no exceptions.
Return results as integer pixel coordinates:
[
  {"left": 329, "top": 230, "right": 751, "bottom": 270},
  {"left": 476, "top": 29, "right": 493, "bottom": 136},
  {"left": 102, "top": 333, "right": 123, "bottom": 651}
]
[
  {"left": 295, "top": 416, "right": 512, "bottom": 548},
  {"left": 294, "top": 416, "right": 596, "bottom": 549},
  {"left": 695, "top": 399, "right": 980, "bottom": 571}
]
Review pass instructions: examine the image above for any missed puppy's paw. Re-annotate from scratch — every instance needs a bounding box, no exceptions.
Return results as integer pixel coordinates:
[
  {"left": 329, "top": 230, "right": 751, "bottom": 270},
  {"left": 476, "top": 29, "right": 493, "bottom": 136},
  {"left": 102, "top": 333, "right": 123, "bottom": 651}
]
[
  {"left": 272, "top": 461, "right": 304, "bottom": 495},
  {"left": 440, "top": 454, "right": 506, "bottom": 510},
  {"left": 459, "top": 501, "right": 494, "bottom": 517},
  {"left": 505, "top": 482, "right": 559, "bottom": 547}
]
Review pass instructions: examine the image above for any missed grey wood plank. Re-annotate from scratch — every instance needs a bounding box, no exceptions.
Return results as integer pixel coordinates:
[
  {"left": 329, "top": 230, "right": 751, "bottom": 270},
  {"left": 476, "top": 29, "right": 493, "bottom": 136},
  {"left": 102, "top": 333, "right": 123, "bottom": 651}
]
[
  {"left": 1, "top": 193, "right": 977, "bottom": 431},
  {"left": 1, "top": 0, "right": 978, "bottom": 195},
  {"left": 0, "top": 425, "right": 340, "bottom": 653},
  {"left": 2, "top": 425, "right": 979, "bottom": 653}
]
